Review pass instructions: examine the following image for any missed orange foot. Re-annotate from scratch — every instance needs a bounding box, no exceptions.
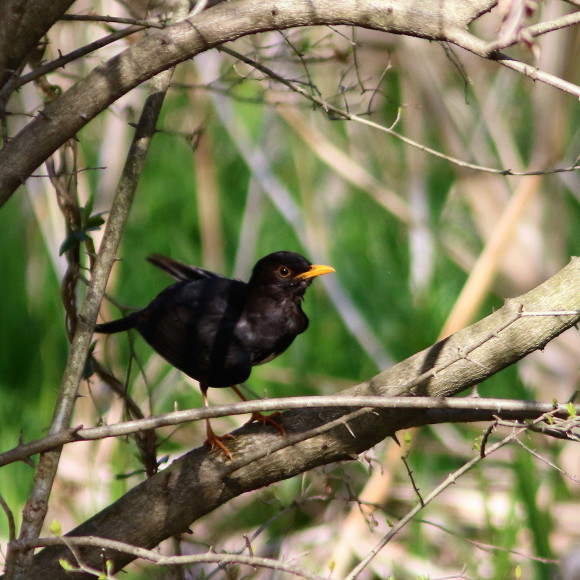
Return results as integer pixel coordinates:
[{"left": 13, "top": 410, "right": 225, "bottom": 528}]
[
  {"left": 246, "top": 411, "right": 286, "bottom": 437},
  {"left": 205, "top": 421, "right": 235, "bottom": 459}
]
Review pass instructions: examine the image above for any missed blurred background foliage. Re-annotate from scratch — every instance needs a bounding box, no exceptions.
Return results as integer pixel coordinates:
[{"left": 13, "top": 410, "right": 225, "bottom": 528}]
[{"left": 0, "top": 1, "right": 579, "bottom": 578}]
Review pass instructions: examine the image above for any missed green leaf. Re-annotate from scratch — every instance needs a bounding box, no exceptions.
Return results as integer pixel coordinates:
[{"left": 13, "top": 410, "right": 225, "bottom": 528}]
[
  {"left": 49, "top": 519, "right": 62, "bottom": 535},
  {"left": 81, "top": 196, "right": 95, "bottom": 222},
  {"left": 84, "top": 214, "right": 106, "bottom": 230},
  {"left": 58, "top": 233, "right": 77, "bottom": 255},
  {"left": 59, "top": 559, "right": 76, "bottom": 571}
]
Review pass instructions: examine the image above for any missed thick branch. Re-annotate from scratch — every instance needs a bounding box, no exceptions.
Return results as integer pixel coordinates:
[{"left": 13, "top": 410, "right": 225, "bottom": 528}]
[
  {"left": 0, "top": 0, "right": 497, "bottom": 206},
  {"left": 2, "top": 44, "right": 183, "bottom": 580},
  {"left": 0, "top": 0, "right": 75, "bottom": 92},
  {"left": 17, "top": 257, "right": 579, "bottom": 578}
]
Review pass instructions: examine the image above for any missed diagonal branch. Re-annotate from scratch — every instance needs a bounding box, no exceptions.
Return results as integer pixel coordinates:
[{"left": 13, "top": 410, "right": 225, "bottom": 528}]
[
  {"left": 219, "top": 45, "right": 579, "bottom": 176},
  {"left": 346, "top": 412, "right": 556, "bottom": 579},
  {"left": 445, "top": 27, "right": 580, "bottom": 97},
  {"left": 15, "top": 536, "right": 327, "bottom": 580},
  {"left": 0, "top": 0, "right": 499, "bottom": 206},
  {"left": 481, "top": 9, "right": 580, "bottom": 53},
  {"left": 3, "top": 28, "right": 188, "bottom": 580},
  {"left": 15, "top": 257, "right": 579, "bottom": 579}
]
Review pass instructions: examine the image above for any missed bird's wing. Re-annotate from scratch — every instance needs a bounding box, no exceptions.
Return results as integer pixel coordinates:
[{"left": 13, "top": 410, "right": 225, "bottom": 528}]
[
  {"left": 140, "top": 303, "right": 202, "bottom": 378},
  {"left": 137, "top": 279, "right": 251, "bottom": 386},
  {"left": 135, "top": 281, "right": 214, "bottom": 379},
  {"left": 147, "top": 254, "right": 218, "bottom": 282}
]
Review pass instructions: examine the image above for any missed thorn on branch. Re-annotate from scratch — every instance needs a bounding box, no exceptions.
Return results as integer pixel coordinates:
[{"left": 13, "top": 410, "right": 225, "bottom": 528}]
[
  {"left": 343, "top": 422, "right": 356, "bottom": 438},
  {"left": 464, "top": 354, "right": 490, "bottom": 371}
]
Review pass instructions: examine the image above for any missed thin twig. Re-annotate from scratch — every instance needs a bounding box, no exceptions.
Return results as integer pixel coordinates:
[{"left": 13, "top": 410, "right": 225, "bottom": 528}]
[
  {"left": 401, "top": 455, "right": 424, "bottom": 506},
  {"left": 14, "top": 27, "right": 146, "bottom": 91},
  {"left": 483, "top": 10, "right": 580, "bottom": 54},
  {"left": 59, "top": 13, "right": 165, "bottom": 28},
  {"left": 1, "top": 396, "right": 577, "bottom": 468},
  {"left": 446, "top": 28, "right": 580, "bottom": 98},
  {"left": 515, "top": 438, "right": 580, "bottom": 484},
  {"left": 345, "top": 413, "right": 556, "bottom": 580},
  {"left": 480, "top": 418, "right": 499, "bottom": 457},
  {"left": 13, "top": 536, "right": 327, "bottom": 580},
  {"left": 420, "top": 520, "right": 560, "bottom": 564},
  {"left": 219, "top": 46, "right": 580, "bottom": 177},
  {"left": 0, "top": 493, "right": 16, "bottom": 542}
]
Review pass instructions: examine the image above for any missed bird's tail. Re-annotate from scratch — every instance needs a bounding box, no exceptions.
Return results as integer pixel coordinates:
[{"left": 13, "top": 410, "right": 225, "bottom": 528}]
[
  {"left": 95, "top": 316, "right": 136, "bottom": 334},
  {"left": 147, "top": 253, "right": 217, "bottom": 282}
]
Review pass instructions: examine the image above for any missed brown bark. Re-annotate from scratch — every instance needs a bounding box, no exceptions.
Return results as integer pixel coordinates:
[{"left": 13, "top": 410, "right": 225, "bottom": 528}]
[
  {"left": 0, "top": 0, "right": 75, "bottom": 90},
  {"left": 0, "top": 0, "right": 496, "bottom": 206},
  {"left": 17, "top": 257, "right": 579, "bottom": 578}
]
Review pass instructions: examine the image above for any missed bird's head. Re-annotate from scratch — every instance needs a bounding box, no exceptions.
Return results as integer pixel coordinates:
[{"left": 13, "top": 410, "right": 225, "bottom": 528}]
[{"left": 249, "top": 251, "right": 335, "bottom": 297}]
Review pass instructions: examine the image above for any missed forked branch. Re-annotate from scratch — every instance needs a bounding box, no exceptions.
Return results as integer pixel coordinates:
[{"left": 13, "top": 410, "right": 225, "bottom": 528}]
[{"left": 15, "top": 257, "right": 579, "bottom": 579}]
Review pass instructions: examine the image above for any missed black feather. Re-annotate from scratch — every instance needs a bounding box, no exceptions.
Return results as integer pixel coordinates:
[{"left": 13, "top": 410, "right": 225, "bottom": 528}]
[{"left": 95, "top": 251, "right": 333, "bottom": 389}]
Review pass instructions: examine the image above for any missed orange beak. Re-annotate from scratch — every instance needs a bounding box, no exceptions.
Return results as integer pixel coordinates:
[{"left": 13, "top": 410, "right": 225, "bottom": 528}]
[{"left": 295, "top": 264, "right": 335, "bottom": 280}]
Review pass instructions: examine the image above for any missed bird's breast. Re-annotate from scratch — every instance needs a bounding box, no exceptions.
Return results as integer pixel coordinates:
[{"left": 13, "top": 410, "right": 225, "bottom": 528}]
[{"left": 236, "top": 303, "right": 308, "bottom": 366}]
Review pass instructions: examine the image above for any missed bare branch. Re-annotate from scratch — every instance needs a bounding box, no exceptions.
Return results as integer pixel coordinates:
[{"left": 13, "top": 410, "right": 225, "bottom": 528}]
[
  {"left": 1, "top": 395, "right": 578, "bottom": 467},
  {"left": 13, "top": 26, "right": 148, "bottom": 91},
  {"left": 4, "top": 3, "right": 189, "bottom": 571},
  {"left": 14, "top": 536, "right": 326, "bottom": 580},
  {"left": 0, "top": 0, "right": 522, "bottom": 207},
  {"left": 0, "top": 0, "right": 75, "bottom": 91},
  {"left": 2, "top": 0, "right": 578, "bottom": 206},
  {"left": 0, "top": 493, "right": 16, "bottom": 543},
  {"left": 445, "top": 28, "right": 580, "bottom": 97},
  {"left": 482, "top": 10, "right": 580, "bottom": 54},
  {"left": 220, "top": 46, "right": 580, "bottom": 176},
  {"left": 421, "top": 520, "right": 559, "bottom": 564},
  {"left": 515, "top": 438, "right": 580, "bottom": 484},
  {"left": 59, "top": 13, "right": 165, "bottom": 28},
  {"left": 345, "top": 412, "right": 555, "bottom": 579},
  {"left": 18, "top": 257, "right": 580, "bottom": 578}
]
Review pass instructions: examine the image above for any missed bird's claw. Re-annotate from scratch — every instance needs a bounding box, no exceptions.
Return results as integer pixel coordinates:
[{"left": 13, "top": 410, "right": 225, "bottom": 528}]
[
  {"left": 205, "top": 430, "right": 235, "bottom": 460},
  {"left": 245, "top": 411, "right": 286, "bottom": 437}
]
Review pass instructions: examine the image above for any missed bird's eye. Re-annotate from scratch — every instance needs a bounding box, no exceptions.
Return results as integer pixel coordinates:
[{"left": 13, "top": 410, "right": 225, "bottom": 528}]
[{"left": 277, "top": 265, "right": 292, "bottom": 278}]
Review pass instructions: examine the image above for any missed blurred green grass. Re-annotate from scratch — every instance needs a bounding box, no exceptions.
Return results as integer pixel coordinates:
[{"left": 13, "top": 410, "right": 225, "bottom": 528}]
[{"left": 1, "top": 18, "right": 579, "bottom": 579}]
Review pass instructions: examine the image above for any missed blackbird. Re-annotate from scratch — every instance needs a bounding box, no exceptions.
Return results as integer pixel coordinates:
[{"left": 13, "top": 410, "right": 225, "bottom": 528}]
[{"left": 95, "top": 251, "right": 334, "bottom": 457}]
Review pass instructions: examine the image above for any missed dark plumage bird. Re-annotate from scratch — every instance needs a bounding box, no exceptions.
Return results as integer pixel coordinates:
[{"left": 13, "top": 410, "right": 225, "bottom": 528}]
[{"left": 95, "top": 251, "right": 334, "bottom": 457}]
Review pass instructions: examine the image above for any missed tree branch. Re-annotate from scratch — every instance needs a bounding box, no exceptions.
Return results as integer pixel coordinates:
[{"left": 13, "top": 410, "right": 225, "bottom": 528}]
[
  {"left": 0, "top": 0, "right": 501, "bottom": 206},
  {"left": 444, "top": 26, "right": 580, "bottom": 97},
  {"left": 14, "top": 257, "right": 579, "bottom": 579},
  {"left": 0, "top": 0, "right": 75, "bottom": 91},
  {"left": 482, "top": 9, "right": 580, "bottom": 53},
  {"left": 346, "top": 413, "right": 554, "bottom": 579},
  {"left": 13, "top": 26, "right": 148, "bottom": 91},
  {"left": 3, "top": 29, "right": 185, "bottom": 580},
  {"left": 1, "top": 394, "right": 578, "bottom": 467},
  {"left": 221, "top": 45, "right": 580, "bottom": 176}
]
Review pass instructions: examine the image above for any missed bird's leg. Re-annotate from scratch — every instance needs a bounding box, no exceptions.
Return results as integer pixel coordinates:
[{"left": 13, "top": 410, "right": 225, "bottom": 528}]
[
  {"left": 230, "top": 385, "right": 286, "bottom": 437},
  {"left": 201, "top": 384, "right": 234, "bottom": 459}
]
